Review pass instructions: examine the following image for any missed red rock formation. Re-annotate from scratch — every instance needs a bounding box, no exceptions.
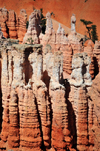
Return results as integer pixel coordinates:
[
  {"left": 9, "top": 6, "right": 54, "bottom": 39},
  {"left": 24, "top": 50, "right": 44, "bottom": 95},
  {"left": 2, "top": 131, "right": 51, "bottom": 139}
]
[
  {"left": 0, "top": 43, "right": 43, "bottom": 151},
  {"left": 17, "top": 9, "right": 27, "bottom": 43},
  {"left": 0, "top": 7, "right": 8, "bottom": 38},
  {"left": 68, "top": 52, "right": 92, "bottom": 150},
  {"left": 93, "top": 41, "right": 100, "bottom": 76},
  {"left": 7, "top": 10, "right": 17, "bottom": 39},
  {"left": 88, "top": 71, "right": 100, "bottom": 150},
  {"left": 40, "top": 12, "right": 56, "bottom": 49},
  {"left": 0, "top": 27, "right": 4, "bottom": 39},
  {"left": 84, "top": 40, "right": 94, "bottom": 79},
  {"left": 23, "top": 9, "right": 41, "bottom": 44},
  {"left": 0, "top": 37, "right": 100, "bottom": 151}
]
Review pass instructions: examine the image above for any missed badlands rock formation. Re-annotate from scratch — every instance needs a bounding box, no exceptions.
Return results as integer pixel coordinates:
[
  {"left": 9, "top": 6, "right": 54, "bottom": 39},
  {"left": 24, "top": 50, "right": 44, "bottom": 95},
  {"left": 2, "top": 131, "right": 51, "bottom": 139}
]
[
  {"left": 23, "top": 9, "right": 41, "bottom": 44},
  {"left": 0, "top": 7, "right": 27, "bottom": 43},
  {"left": 7, "top": 9, "right": 17, "bottom": 39},
  {"left": 0, "top": 7, "right": 8, "bottom": 38},
  {"left": 17, "top": 9, "right": 27, "bottom": 43},
  {"left": 0, "top": 7, "right": 100, "bottom": 151}
]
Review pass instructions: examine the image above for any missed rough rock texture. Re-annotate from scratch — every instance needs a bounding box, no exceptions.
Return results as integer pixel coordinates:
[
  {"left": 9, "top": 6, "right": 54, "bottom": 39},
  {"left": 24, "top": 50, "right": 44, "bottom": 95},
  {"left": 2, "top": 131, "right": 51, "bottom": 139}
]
[
  {"left": 68, "top": 14, "right": 79, "bottom": 44},
  {"left": 68, "top": 52, "right": 92, "bottom": 150},
  {"left": 0, "top": 7, "right": 27, "bottom": 43},
  {"left": 0, "top": 7, "right": 8, "bottom": 38},
  {"left": 0, "top": 40, "right": 75, "bottom": 151},
  {"left": 93, "top": 41, "right": 100, "bottom": 77},
  {"left": 84, "top": 40, "right": 94, "bottom": 79},
  {"left": 88, "top": 72, "right": 100, "bottom": 150},
  {"left": 40, "top": 12, "right": 72, "bottom": 78},
  {"left": 0, "top": 27, "right": 4, "bottom": 39},
  {"left": 0, "top": 0, "right": 100, "bottom": 40},
  {"left": 7, "top": 10, "right": 17, "bottom": 39},
  {"left": 17, "top": 9, "right": 27, "bottom": 43},
  {"left": 69, "top": 52, "right": 92, "bottom": 87},
  {"left": 40, "top": 12, "right": 56, "bottom": 49},
  {"left": 0, "top": 37, "right": 100, "bottom": 151},
  {"left": 23, "top": 10, "right": 41, "bottom": 44}
]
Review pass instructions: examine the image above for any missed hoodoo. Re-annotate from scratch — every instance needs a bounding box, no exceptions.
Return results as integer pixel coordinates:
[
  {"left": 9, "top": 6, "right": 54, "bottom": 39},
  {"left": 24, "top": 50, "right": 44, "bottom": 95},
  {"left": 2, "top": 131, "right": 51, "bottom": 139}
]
[{"left": 0, "top": 6, "right": 99, "bottom": 151}]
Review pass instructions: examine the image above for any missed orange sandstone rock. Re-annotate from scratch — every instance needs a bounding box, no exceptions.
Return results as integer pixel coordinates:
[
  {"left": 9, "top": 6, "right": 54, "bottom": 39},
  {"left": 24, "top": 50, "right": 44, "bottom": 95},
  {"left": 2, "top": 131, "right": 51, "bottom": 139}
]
[
  {"left": 7, "top": 10, "right": 17, "bottom": 39},
  {"left": 0, "top": 7, "right": 8, "bottom": 38},
  {"left": 23, "top": 9, "right": 41, "bottom": 44},
  {"left": 17, "top": 9, "right": 27, "bottom": 43},
  {"left": 84, "top": 40, "right": 94, "bottom": 79}
]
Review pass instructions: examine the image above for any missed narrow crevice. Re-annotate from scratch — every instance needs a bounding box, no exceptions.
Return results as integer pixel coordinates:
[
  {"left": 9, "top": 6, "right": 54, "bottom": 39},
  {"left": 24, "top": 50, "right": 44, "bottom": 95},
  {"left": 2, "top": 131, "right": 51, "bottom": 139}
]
[
  {"left": 42, "top": 70, "right": 52, "bottom": 148},
  {"left": 93, "top": 56, "right": 99, "bottom": 78},
  {"left": 0, "top": 60, "right": 2, "bottom": 133},
  {"left": 23, "top": 47, "right": 33, "bottom": 84},
  {"left": 63, "top": 79, "right": 77, "bottom": 150},
  {"left": 34, "top": 97, "right": 45, "bottom": 150},
  {"left": 11, "top": 59, "right": 14, "bottom": 81},
  {"left": 16, "top": 94, "right": 20, "bottom": 147}
]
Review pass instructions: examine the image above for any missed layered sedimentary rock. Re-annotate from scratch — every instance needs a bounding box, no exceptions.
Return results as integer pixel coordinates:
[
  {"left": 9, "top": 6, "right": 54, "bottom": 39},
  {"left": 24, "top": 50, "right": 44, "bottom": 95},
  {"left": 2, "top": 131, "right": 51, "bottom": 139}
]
[
  {"left": 17, "top": 9, "right": 27, "bottom": 43},
  {"left": 7, "top": 10, "right": 17, "bottom": 39},
  {"left": 40, "top": 12, "right": 56, "bottom": 49},
  {"left": 0, "top": 27, "right": 4, "bottom": 39},
  {"left": 68, "top": 14, "right": 79, "bottom": 44},
  {"left": 93, "top": 41, "right": 100, "bottom": 76},
  {"left": 68, "top": 52, "right": 92, "bottom": 150},
  {"left": 0, "top": 7, "right": 8, "bottom": 38},
  {"left": 0, "top": 39, "right": 75, "bottom": 151},
  {"left": 40, "top": 12, "right": 72, "bottom": 77},
  {"left": 0, "top": 37, "right": 100, "bottom": 151},
  {"left": 23, "top": 9, "right": 41, "bottom": 44},
  {"left": 0, "top": 7, "right": 27, "bottom": 43},
  {"left": 84, "top": 40, "right": 94, "bottom": 79},
  {"left": 88, "top": 70, "right": 100, "bottom": 150}
]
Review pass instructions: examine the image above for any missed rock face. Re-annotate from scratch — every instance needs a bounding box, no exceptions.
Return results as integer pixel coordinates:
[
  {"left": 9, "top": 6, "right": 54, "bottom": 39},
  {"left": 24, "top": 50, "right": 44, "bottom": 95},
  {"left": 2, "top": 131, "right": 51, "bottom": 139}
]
[
  {"left": 88, "top": 72, "right": 100, "bottom": 150},
  {"left": 84, "top": 40, "right": 94, "bottom": 79},
  {"left": 17, "top": 9, "right": 27, "bottom": 43},
  {"left": 69, "top": 52, "right": 92, "bottom": 87},
  {"left": 0, "top": 27, "right": 4, "bottom": 39},
  {"left": 0, "top": 7, "right": 8, "bottom": 38},
  {"left": 23, "top": 9, "right": 41, "bottom": 44},
  {"left": 0, "top": 7, "right": 100, "bottom": 151},
  {"left": 0, "top": 7, "right": 27, "bottom": 43},
  {"left": 93, "top": 41, "right": 100, "bottom": 77},
  {"left": 0, "top": 35, "right": 100, "bottom": 151},
  {"left": 68, "top": 52, "right": 92, "bottom": 151},
  {"left": 0, "top": 39, "right": 73, "bottom": 151},
  {"left": 7, "top": 10, "right": 17, "bottom": 39}
]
